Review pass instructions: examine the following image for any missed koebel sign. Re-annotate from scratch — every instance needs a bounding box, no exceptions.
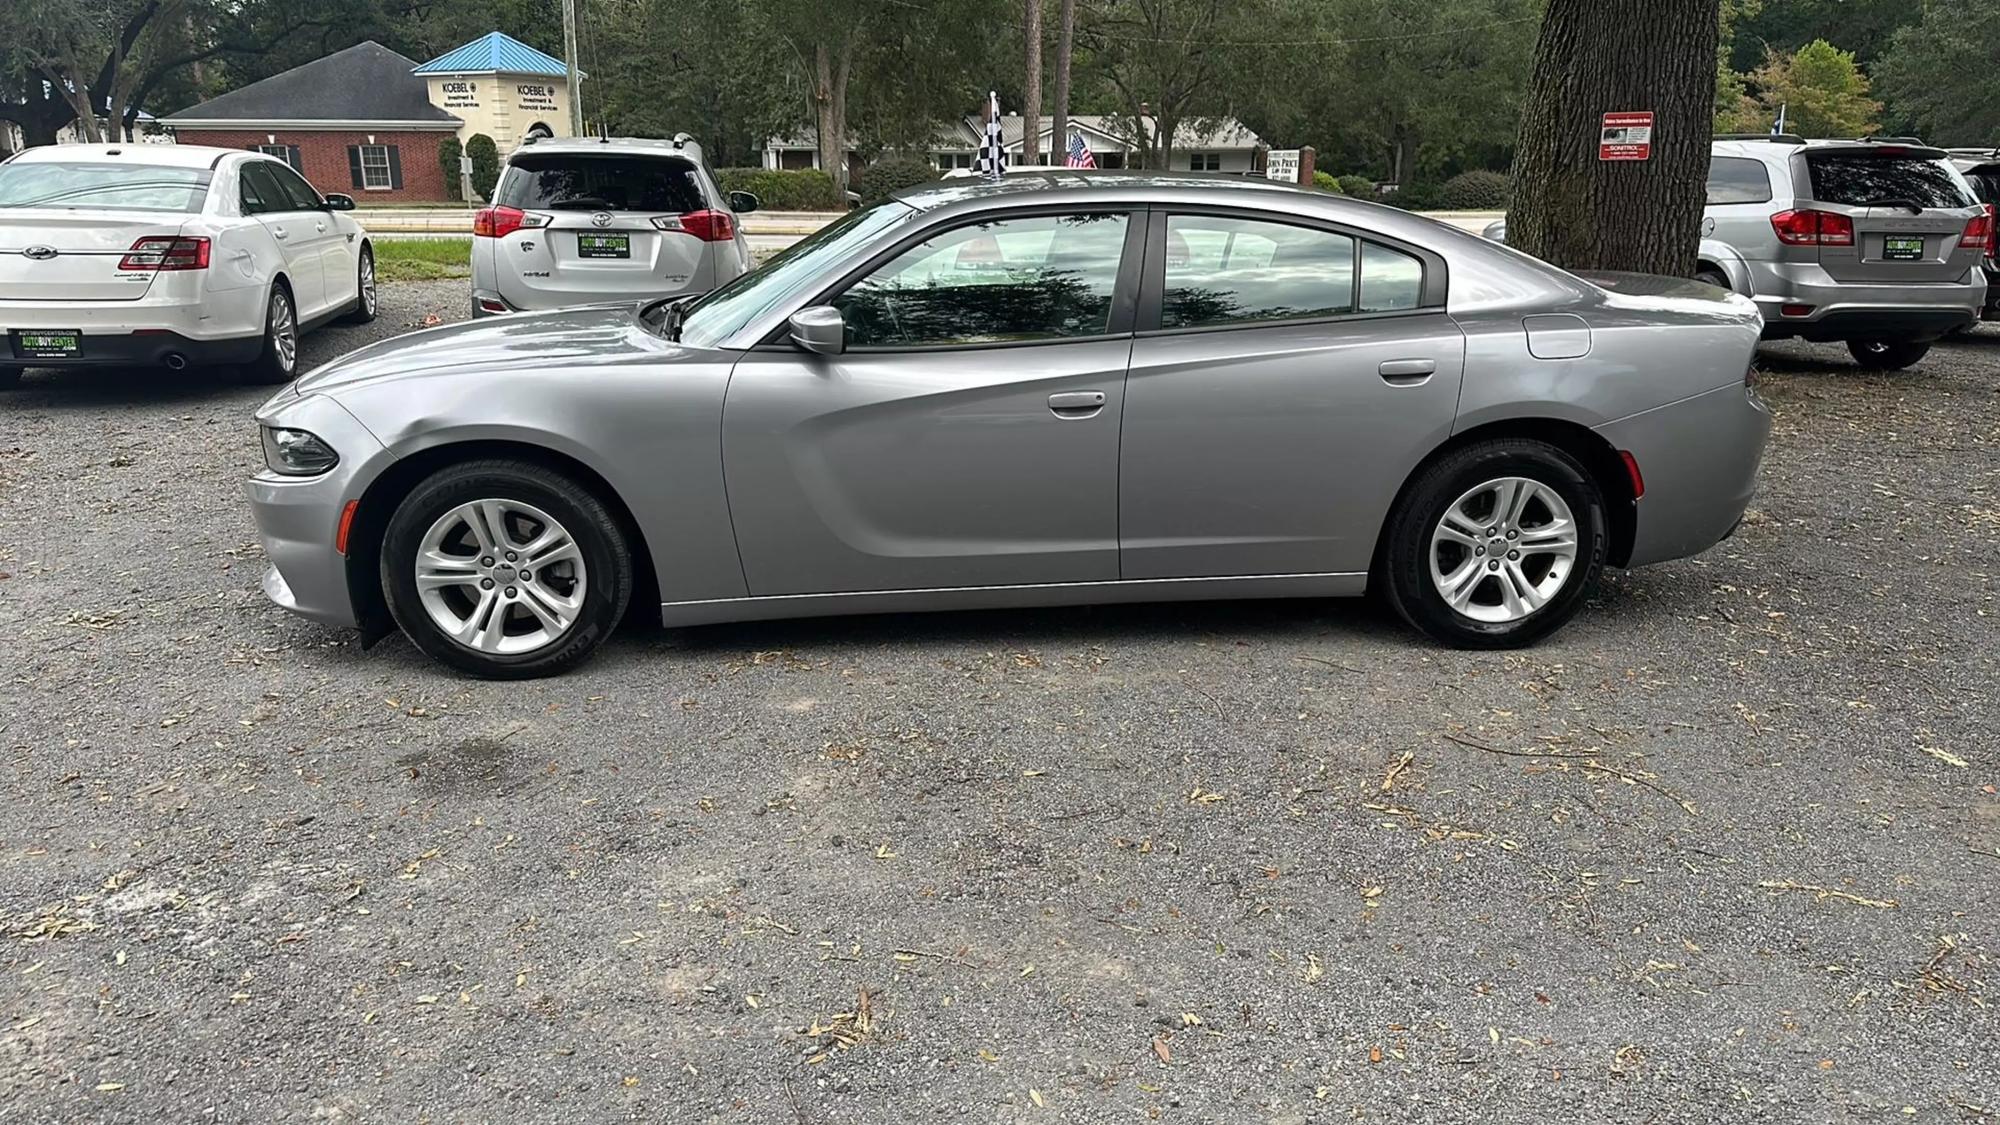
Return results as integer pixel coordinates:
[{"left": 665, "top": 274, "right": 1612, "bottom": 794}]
[
  {"left": 1599, "top": 111, "right": 1654, "bottom": 161},
  {"left": 516, "top": 84, "right": 559, "bottom": 111}
]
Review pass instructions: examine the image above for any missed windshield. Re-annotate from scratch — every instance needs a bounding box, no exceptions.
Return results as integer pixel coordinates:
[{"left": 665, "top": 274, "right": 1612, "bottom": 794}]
[
  {"left": 0, "top": 163, "right": 210, "bottom": 212},
  {"left": 675, "top": 200, "right": 918, "bottom": 349}
]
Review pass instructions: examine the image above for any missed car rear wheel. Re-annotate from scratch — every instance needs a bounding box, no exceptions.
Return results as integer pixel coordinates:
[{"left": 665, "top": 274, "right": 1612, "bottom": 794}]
[
  {"left": 1380, "top": 439, "right": 1607, "bottom": 649},
  {"left": 1846, "top": 338, "right": 1930, "bottom": 371},
  {"left": 380, "top": 459, "right": 632, "bottom": 679},
  {"left": 1694, "top": 267, "right": 1731, "bottom": 292},
  {"left": 243, "top": 284, "right": 299, "bottom": 385},
  {"left": 342, "top": 247, "right": 377, "bottom": 325}
]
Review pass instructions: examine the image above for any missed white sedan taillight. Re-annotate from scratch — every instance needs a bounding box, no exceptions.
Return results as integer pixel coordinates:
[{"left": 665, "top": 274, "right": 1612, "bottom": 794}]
[{"left": 118, "top": 236, "right": 210, "bottom": 271}]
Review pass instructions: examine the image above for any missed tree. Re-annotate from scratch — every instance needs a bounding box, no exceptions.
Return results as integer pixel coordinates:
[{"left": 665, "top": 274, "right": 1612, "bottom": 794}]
[
  {"left": 1021, "top": 0, "right": 1042, "bottom": 163},
  {"left": 1876, "top": 0, "right": 2000, "bottom": 147},
  {"left": 1723, "top": 39, "right": 1879, "bottom": 138},
  {"left": 1508, "top": 0, "right": 1720, "bottom": 275},
  {"left": 1049, "top": 0, "right": 1073, "bottom": 165},
  {"left": 1724, "top": 0, "right": 1920, "bottom": 72}
]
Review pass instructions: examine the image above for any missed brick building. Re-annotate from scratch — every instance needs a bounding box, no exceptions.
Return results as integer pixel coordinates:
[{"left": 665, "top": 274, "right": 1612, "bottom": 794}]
[{"left": 163, "top": 42, "right": 463, "bottom": 203}]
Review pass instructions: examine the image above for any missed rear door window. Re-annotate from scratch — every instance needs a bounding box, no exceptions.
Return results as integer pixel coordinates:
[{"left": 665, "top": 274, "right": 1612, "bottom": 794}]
[
  {"left": 1706, "top": 156, "right": 1772, "bottom": 205},
  {"left": 1160, "top": 215, "right": 1354, "bottom": 328},
  {"left": 498, "top": 153, "right": 707, "bottom": 214},
  {"left": 240, "top": 163, "right": 286, "bottom": 215},
  {"left": 1805, "top": 154, "right": 1974, "bottom": 209}
]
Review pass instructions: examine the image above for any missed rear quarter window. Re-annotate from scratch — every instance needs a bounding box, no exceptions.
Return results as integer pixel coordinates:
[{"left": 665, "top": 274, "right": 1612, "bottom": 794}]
[
  {"left": 497, "top": 153, "right": 707, "bottom": 214},
  {"left": 1805, "top": 154, "right": 1974, "bottom": 209},
  {"left": 1706, "top": 156, "right": 1772, "bottom": 205}
]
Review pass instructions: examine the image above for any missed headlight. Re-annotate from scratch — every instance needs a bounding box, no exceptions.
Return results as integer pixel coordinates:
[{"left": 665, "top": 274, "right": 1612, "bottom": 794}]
[{"left": 261, "top": 427, "right": 339, "bottom": 475}]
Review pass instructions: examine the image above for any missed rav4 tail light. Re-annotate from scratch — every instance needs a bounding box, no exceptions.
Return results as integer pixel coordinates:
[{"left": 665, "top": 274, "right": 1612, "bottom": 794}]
[
  {"left": 1960, "top": 204, "right": 1995, "bottom": 252},
  {"left": 652, "top": 209, "right": 736, "bottom": 242},
  {"left": 472, "top": 206, "right": 548, "bottom": 238},
  {"left": 1769, "top": 209, "right": 1855, "bottom": 247},
  {"left": 118, "top": 236, "right": 210, "bottom": 271}
]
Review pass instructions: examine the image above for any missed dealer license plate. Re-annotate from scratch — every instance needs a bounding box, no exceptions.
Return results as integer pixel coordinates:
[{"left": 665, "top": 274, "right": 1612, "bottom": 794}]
[
  {"left": 577, "top": 233, "right": 630, "bottom": 259},
  {"left": 1881, "top": 236, "right": 1925, "bottom": 261},
  {"left": 12, "top": 329, "right": 81, "bottom": 358}
]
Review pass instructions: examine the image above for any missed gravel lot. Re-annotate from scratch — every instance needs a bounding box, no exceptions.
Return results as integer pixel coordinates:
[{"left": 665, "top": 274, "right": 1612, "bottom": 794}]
[{"left": 1, "top": 280, "right": 1996, "bottom": 1123}]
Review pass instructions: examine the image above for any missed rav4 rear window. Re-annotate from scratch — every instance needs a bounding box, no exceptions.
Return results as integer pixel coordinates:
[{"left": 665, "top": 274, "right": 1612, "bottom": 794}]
[
  {"left": 1805, "top": 154, "right": 1974, "bottom": 209},
  {"left": 497, "top": 153, "right": 706, "bottom": 214},
  {"left": 0, "top": 163, "right": 210, "bottom": 212}
]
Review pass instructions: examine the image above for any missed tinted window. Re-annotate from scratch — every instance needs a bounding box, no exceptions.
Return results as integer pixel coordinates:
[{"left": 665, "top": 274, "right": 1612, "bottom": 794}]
[
  {"left": 1964, "top": 169, "right": 2000, "bottom": 207},
  {"left": 1359, "top": 241, "right": 1424, "bottom": 312},
  {"left": 263, "top": 161, "right": 322, "bottom": 210},
  {"left": 836, "top": 213, "right": 1128, "bottom": 347},
  {"left": 1707, "top": 156, "right": 1772, "bottom": 205},
  {"left": 498, "top": 153, "right": 706, "bottom": 213},
  {"left": 0, "top": 163, "right": 208, "bottom": 212},
  {"left": 240, "top": 163, "right": 286, "bottom": 215},
  {"left": 1162, "top": 215, "right": 1353, "bottom": 328},
  {"left": 1806, "top": 154, "right": 1974, "bottom": 209}
]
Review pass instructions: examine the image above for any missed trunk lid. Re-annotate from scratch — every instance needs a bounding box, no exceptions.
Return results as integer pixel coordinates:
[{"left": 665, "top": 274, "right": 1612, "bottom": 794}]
[
  {"left": 0, "top": 209, "right": 187, "bottom": 302},
  {"left": 1803, "top": 148, "right": 1984, "bottom": 284}
]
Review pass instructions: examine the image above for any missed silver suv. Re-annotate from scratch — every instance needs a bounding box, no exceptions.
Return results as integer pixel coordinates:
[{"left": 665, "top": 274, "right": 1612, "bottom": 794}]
[
  {"left": 471, "top": 135, "right": 756, "bottom": 316},
  {"left": 1947, "top": 147, "right": 2000, "bottom": 321},
  {"left": 1486, "top": 137, "right": 1991, "bottom": 369}
]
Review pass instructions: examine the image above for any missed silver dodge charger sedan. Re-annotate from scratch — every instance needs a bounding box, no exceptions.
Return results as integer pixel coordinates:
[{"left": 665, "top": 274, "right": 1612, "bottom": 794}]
[{"left": 247, "top": 173, "right": 1772, "bottom": 678}]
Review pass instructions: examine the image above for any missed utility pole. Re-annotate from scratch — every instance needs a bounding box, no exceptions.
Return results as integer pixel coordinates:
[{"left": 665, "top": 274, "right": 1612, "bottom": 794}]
[{"left": 562, "top": 0, "right": 584, "bottom": 135}]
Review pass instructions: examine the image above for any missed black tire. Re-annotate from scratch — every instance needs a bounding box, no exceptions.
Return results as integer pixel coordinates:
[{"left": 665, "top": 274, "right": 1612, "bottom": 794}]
[
  {"left": 0, "top": 366, "right": 21, "bottom": 390},
  {"left": 1846, "top": 338, "right": 1930, "bottom": 370},
  {"left": 242, "top": 283, "right": 300, "bottom": 385},
  {"left": 1379, "top": 439, "right": 1608, "bottom": 649},
  {"left": 1694, "top": 267, "right": 1731, "bottom": 293},
  {"left": 380, "top": 459, "right": 631, "bottom": 679},
  {"left": 341, "top": 246, "right": 377, "bottom": 325}
]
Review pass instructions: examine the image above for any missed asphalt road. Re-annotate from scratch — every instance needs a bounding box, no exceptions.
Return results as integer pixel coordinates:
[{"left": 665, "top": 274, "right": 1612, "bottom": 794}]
[{"left": 1, "top": 281, "right": 1995, "bottom": 1123}]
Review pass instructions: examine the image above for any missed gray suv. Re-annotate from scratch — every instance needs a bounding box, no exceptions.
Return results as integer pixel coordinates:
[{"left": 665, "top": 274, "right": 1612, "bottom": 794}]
[
  {"left": 471, "top": 135, "right": 756, "bottom": 316},
  {"left": 1948, "top": 147, "right": 2000, "bottom": 320},
  {"left": 1487, "top": 137, "right": 1991, "bottom": 369}
]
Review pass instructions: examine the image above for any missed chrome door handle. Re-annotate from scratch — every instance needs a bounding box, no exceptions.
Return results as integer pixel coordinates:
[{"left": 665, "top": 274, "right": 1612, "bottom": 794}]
[
  {"left": 1379, "top": 358, "right": 1436, "bottom": 384},
  {"left": 315, "top": 222, "right": 327, "bottom": 232},
  {"left": 1048, "top": 391, "right": 1107, "bottom": 418},
  {"left": 272, "top": 228, "right": 288, "bottom": 240}
]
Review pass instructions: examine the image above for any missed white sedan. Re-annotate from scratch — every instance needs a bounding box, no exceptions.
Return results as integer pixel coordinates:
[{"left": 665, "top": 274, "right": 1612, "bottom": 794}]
[{"left": 0, "top": 143, "right": 376, "bottom": 388}]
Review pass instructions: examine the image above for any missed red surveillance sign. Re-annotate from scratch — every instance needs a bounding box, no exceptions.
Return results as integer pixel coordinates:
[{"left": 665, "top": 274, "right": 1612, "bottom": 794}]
[{"left": 1599, "top": 111, "right": 1654, "bottom": 161}]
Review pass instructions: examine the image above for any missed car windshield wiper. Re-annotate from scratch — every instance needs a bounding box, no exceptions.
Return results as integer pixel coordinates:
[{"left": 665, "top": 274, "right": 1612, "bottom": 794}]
[
  {"left": 545, "top": 198, "right": 615, "bottom": 211},
  {"left": 1856, "top": 197, "right": 1926, "bottom": 214},
  {"left": 649, "top": 294, "right": 698, "bottom": 342}
]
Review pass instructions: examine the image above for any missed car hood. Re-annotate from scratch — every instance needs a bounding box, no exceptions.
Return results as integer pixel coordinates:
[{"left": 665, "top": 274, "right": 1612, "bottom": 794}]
[{"left": 290, "top": 303, "right": 666, "bottom": 397}]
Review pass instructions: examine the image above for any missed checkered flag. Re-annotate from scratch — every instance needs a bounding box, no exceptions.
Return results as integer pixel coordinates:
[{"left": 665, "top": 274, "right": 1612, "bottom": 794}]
[{"left": 974, "top": 91, "right": 1007, "bottom": 181}]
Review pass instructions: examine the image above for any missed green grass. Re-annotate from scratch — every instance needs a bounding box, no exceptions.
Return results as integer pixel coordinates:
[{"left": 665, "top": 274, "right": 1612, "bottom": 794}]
[{"left": 373, "top": 238, "right": 471, "bottom": 281}]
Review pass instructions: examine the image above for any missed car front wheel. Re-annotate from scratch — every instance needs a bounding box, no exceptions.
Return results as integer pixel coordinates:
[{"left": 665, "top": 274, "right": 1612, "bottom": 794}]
[
  {"left": 1380, "top": 439, "right": 1608, "bottom": 649},
  {"left": 1846, "top": 338, "right": 1929, "bottom": 370},
  {"left": 380, "top": 459, "right": 632, "bottom": 678}
]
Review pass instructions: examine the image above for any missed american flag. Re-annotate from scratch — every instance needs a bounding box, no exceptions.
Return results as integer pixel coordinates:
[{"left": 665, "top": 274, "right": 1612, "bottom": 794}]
[
  {"left": 974, "top": 91, "right": 1007, "bottom": 181},
  {"left": 1064, "top": 130, "right": 1095, "bottom": 169}
]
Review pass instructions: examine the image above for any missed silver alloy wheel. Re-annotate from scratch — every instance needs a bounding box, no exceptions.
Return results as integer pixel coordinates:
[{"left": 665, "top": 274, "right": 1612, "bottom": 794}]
[
  {"left": 270, "top": 288, "right": 297, "bottom": 373},
  {"left": 1428, "top": 476, "right": 1580, "bottom": 624},
  {"left": 414, "top": 498, "right": 589, "bottom": 655},
  {"left": 359, "top": 252, "right": 376, "bottom": 315}
]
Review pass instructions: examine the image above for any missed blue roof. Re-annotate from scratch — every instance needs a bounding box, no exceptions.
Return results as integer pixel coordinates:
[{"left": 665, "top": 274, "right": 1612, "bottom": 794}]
[{"left": 412, "top": 32, "right": 579, "bottom": 78}]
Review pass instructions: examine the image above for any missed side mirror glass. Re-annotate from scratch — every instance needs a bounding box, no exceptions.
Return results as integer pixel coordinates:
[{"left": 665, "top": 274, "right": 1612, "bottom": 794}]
[
  {"left": 323, "top": 193, "right": 356, "bottom": 212},
  {"left": 728, "top": 190, "right": 760, "bottom": 215},
  {"left": 789, "top": 306, "right": 845, "bottom": 356}
]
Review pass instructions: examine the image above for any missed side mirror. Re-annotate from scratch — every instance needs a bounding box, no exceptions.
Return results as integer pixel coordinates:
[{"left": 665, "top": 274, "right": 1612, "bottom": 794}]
[
  {"left": 323, "top": 193, "right": 356, "bottom": 212},
  {"left": 728, "top": 190, "right": 760, "bottom": 215},
  {"left": 789, "top": 306, "right": 845, "bottom": 356}
]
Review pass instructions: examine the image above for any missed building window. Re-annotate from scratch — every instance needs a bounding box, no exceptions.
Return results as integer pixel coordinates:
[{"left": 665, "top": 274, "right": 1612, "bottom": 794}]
[
  {"left": 359, "top": 145, "right": 392, "bottom": 190},
  {"left": 256, "top": 144, "right": 300, "bottom": 172},
  {"left": 1188, "top": 152, "right": 1221, "bottom": 172},
  {"left": 933, "top": 152, "right": 973, "bottom": 170}
]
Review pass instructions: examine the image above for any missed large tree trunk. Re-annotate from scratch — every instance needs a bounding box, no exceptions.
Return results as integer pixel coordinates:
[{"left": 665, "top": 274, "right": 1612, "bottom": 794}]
[
  {"left": 1508, "top": 0, "right": 1721, "bottom": 275},
  {"left": 1050, "top": 0, "right": 1073, "bottom": 166},
  {"left": 812, "top": 41, "right": 853, "bottom": 196},
  {"left": 1020, "top": 0, "right": 1042, "bottom": 164}
]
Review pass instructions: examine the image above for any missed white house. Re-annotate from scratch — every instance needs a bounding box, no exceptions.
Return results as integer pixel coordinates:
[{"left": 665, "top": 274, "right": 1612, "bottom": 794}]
[{"left": 762, "top": 113, "right": 1264, "bottom": 175}]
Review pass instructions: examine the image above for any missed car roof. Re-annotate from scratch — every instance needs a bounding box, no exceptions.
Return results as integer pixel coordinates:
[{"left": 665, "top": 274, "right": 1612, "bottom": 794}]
[
  {"left": 5, "top": 143, "right": 246, "bottom": 169},
  {"left": 895, "top": 169, "right": 1312, "bottom": 208},
  {"left": 1711, "top": 136, "right": 1951, "bottom": 161},
  {"left": 509, "top": 135, "right": 706, "bottom": 162}
]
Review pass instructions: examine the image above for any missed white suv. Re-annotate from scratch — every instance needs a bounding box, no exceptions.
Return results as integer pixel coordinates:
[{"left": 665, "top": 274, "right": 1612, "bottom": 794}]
[
  {"left": 470, "top": 135, "right": 756, "bottom": 316},
  {"left": 0, "top": 144, "right": 376, "bottom": 388}
]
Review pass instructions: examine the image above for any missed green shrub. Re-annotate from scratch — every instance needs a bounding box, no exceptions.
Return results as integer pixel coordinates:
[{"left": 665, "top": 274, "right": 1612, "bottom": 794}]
[
  {"left": 465, "top": 134, "right": 500, "bottom": 203},
  {"left": 1382, "top": 181, "right": 1444, "bottom": 210},
  {"left": 856, "top": 155, "right": 937, "bottom": 206},
  {"left": 1336, "top": 174, "right": 1376, "bottom": 198},
  {"left": 714, "top": 167, "right": 842, "bottom": 210},
  {"left": 436, "top": 136, "right": 464, "bottom": 202},
  {"left": 1311, "top": 170, "right": 1343, "bottom": 195},
  {"left": 1439, "top": 169, "right": 1511, "bottom": 210}
]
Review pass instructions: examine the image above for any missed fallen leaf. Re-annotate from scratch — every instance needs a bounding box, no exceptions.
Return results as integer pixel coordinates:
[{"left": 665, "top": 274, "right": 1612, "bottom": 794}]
[
  {"left": 1029, "top": 1088, "right": 1045, "bottom": 1107},
  {"left": 1152, "top": 1035, "right": 1171, "bottom": 1064}
]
